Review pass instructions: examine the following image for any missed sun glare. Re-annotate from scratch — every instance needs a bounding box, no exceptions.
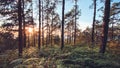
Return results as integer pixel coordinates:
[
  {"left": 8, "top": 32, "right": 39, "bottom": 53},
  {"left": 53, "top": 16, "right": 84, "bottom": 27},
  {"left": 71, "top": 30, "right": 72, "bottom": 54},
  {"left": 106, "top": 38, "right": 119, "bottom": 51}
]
[{"left": 28, "top": 27, "right": 33, "bottom": 33}]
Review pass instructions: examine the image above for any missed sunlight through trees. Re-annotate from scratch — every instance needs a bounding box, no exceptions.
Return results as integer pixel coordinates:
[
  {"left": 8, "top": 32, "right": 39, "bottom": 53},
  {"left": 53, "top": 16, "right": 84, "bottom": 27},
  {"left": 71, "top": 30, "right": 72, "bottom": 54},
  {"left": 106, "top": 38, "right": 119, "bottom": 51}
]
[{"left": 0, "top": 0, "right": 120, "bottom": 67}]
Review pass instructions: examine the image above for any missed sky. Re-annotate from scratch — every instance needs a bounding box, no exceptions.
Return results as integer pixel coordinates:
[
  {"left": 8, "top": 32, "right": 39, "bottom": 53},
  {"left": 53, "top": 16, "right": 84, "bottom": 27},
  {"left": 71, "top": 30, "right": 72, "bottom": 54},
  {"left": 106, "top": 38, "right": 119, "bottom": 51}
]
[
  {"left": 56, "top": 0, "right": 120, "bottom": 31},
  {"left": 76, "top": 0, "right": 94, "bottom": 30},
  {"left": 56, "top": 0, "right": 97, "bottom": 31}
]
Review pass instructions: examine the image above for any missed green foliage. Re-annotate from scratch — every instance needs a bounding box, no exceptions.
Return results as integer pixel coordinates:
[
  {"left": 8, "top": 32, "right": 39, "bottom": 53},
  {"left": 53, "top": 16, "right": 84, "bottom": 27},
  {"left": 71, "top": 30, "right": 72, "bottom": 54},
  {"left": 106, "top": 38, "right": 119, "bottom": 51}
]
[
  {"left": 61, "top": 46, "right": 120, "bottom": 68},
  {"left": 0, "top": 45, "right": 120, "bottom": 68},
  {"left": 23, "top": 47, "right": 39, "bottom": 58}
]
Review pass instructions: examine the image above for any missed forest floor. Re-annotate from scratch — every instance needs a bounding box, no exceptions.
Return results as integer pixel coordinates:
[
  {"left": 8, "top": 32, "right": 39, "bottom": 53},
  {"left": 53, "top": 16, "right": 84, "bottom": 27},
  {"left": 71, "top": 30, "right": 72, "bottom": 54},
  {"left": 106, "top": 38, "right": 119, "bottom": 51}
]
[{"left": 0, "top": 44, "right": 120, "bottom": 68}]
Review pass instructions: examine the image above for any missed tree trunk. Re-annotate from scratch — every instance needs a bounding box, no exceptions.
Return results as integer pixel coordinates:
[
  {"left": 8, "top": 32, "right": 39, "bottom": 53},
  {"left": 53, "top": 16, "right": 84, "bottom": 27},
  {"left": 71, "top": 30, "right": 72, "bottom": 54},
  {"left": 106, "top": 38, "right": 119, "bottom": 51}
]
[
  {"left": 48, "top": 25, "right": 50, "bottom": 45},
  {"left": 31, "top": 0, "right": 35, "bottom": 47},
  {"left": 51, "top": 12, "right": 53, "bottom": 46},
  {"left": 46, "top": 4, "right": 49, "bottom": 46},
  {"left": 46, "top": 17, "right": 49, "bottom": 46},
  {"left": 22, "top": 0, "right": 26, "bottom": 48},
  {"left": 42, "top": 1, "right": 44, "bottom": 46},
  {"left": 61, "top": 0, "right": 65, "bottom": 50},
  {"left": 111, "top": 23, "right": 114, "bottom": 40},
  {"left": 18, "top": 0, "right": 23, "bottom": 57},
  {"left": 38, "top": 0, "right": 41, "bottom": 49},
  {"left": 91, "top": 0, "right": 96, "bottom": 48},
  {"left": 33, "top": 25, "right": 36, "bottom": 46},
  {"left": 74, "top": 0, "right": 77, "bottom": 45},
  {"left": 28, "top": 33, "right": 30, "bottom": 47},
  {"left": 99, "top": 0, "right": 110, "bottom": 53}
]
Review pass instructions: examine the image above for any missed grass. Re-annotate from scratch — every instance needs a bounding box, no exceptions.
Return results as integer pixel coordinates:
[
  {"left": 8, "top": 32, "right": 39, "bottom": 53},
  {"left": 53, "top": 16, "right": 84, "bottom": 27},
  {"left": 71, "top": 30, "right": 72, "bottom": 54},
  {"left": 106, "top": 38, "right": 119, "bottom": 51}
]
[{"left": 0, "top": 44, "right": 120, "bottom": 68}]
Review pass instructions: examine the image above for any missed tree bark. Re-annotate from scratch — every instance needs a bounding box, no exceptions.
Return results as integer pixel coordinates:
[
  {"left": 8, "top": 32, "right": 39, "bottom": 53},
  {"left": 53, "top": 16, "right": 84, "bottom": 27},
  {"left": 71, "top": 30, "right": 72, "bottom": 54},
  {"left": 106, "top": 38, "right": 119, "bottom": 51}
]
[
  {"left": 38, "top": 0, "right": 41, "bottom": 49},
  {"left": 91, "top": 0, "right": 96, "bottom": 48},
  {"left": 22, "top": 0, "right": 26, "bottom": 48},
  {"left": 51, "top": 12, "right": 53, "bottom": 46},
  {"left": 99, "top": 0, "right": 110, "bottom": 53},
  {"left": 42, "top": 1, "right": 44, "bottom": 46},
  {"left": 61, "top": 0, "right": 65, "bottom": 50},
  {"left": 74, "top": 0, "right": 77, "bottom": 45},
  {"left": 18, "top": 0, "right": 23, "bottom": 57},
  {"left": 28, "top": 33, "right": 30, "bottom": 47},
  {"left": 111, "top": 23, "right": 114, "bottom": 40},
  {"left": 31, "top": 0, "right": 35, "bottom": 47}
]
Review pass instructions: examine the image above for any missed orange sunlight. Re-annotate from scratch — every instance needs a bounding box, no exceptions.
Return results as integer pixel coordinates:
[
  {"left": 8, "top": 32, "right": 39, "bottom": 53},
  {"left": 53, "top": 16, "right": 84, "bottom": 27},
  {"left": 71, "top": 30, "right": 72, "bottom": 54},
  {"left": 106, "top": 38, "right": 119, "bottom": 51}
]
[
  {"left": 28, "top": 27, "right": 33, "bottom": 33},
  {"left": 25, "top": 27, "right": 34, "bottom": 36}
]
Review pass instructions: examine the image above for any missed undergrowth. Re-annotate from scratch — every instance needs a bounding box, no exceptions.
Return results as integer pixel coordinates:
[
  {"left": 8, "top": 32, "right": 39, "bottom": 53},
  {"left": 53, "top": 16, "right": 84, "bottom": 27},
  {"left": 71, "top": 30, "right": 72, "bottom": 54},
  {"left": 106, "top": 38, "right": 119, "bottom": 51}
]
[{"left": 0, "top": 45, "right": 120, "bottom": 68}]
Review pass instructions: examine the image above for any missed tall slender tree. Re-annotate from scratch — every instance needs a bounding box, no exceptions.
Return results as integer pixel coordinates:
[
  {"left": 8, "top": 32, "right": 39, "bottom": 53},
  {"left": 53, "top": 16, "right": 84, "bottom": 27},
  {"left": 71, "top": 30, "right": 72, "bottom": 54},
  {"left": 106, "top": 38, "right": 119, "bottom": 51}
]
[
  {"left": 99, "top": 0, "right": 111, "bottom": 53},
  {"left": 38, "top": 0, "right": 41, "bottom": 49},
  {"left": 51, "top": 10, "right": 54, "bottom": 46},
  {"left": 22, "top": 0, "right": 26, "bottom": 47},
  {"left": 74, "top": 0, "right": 77, "bottom": 45},
  {"left": 28, "top": 30, "right": 30, "bottom": 47},
  {"left": 91, "top": 0, "right": 97, "bottom": 48},
  {"left": 31, "top": 0, "right": 35, "bottom": 47},
  {"left": 49, "top": 1, "right": 58, "bottom": 46},
  {"left": 43, "top": 0, "right": 50, "bottom": 46},
  {"left": 41, "top": 0, "right": 44, "bottom": 46},
  {"left": 18, "top": 0, "right": 23, "bottom": 57},
  {"left": 61, "top": 0, "right": 65, "bottom": 50}
]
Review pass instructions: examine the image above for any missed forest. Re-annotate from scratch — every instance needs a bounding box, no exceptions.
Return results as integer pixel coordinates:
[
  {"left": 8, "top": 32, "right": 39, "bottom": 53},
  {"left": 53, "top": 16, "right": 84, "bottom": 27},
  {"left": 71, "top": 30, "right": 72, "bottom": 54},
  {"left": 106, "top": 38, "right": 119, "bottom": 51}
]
[{"left": 0, "top": 0, "right": 120, "bottom": 68}]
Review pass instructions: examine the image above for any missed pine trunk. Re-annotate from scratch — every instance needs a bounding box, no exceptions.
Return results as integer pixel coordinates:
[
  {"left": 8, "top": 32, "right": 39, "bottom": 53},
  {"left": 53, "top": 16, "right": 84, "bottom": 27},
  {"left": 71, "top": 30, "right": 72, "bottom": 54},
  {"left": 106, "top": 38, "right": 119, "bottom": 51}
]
[
  {"left": 99, "top": 0, "right": 110, "bottom": 53},
  {"left": 38, "top": 0, "right": 41, "bottom": 49},
  {"left": 91, "top": 0, "right": 96, "bottom": 48},
  {"left": 74, "top": 0, "right": 77, "bottom": 45},
  {"left": 18, "top": 0, "right": 23, "bottom": 57},
  {"left": 61, "top": 0, "right": 65, "bottom": 50}
]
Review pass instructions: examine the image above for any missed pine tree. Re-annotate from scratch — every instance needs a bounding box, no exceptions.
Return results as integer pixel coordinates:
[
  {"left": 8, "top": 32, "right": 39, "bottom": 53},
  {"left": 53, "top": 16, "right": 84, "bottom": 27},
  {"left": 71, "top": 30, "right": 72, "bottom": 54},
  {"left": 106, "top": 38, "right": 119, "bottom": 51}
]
[
  {"left": 61, "top": 0, "right": 65, "bottom": 50},
  {"left": 99, "top": 0, "right": 111, "bottom": 53}
]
